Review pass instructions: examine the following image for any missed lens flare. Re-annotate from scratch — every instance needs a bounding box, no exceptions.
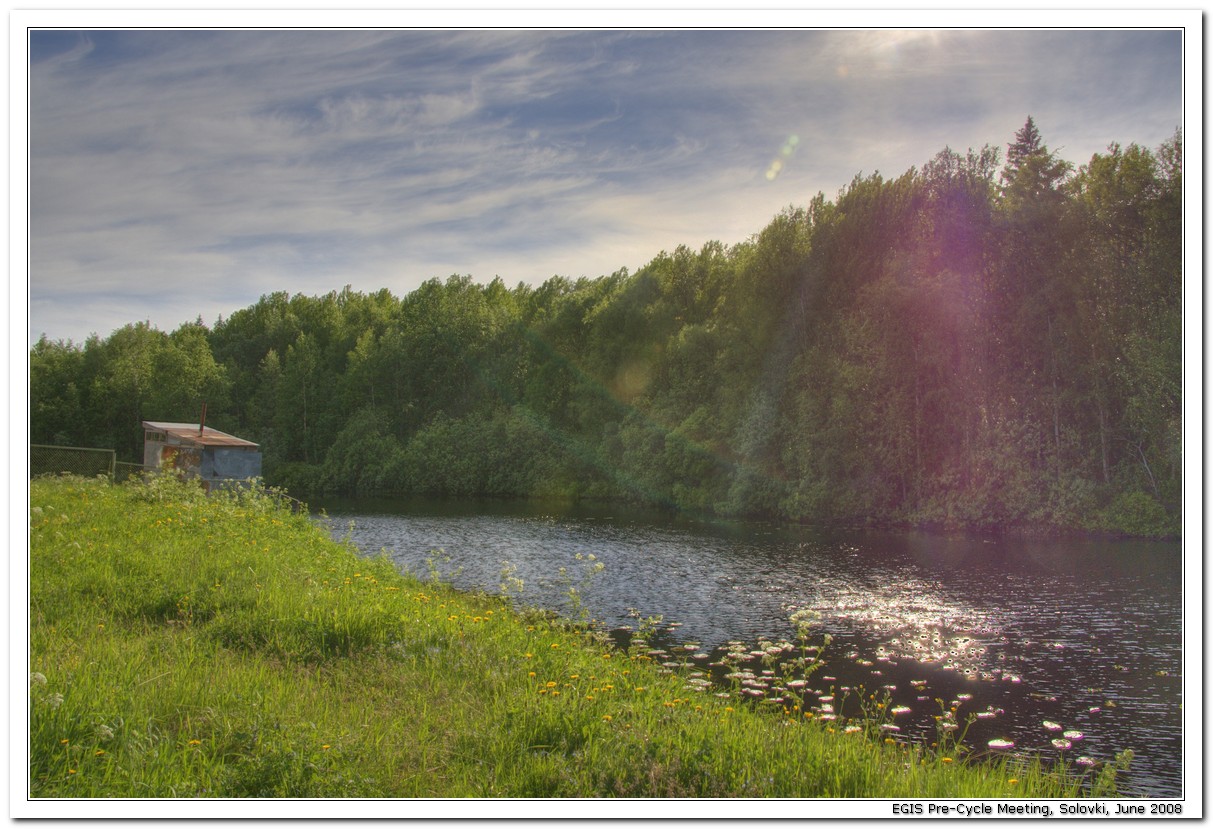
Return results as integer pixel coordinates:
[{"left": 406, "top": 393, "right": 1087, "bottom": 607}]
[{"left": 765, "top": 134, "right": 800, "bottom": 181}]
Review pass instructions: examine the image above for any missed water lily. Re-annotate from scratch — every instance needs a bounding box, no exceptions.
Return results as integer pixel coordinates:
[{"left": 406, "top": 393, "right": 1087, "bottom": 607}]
[
  {"left": 1063, "top": 730, "right": 1084, "bottom": 740},
  {"left": 1076, "top": 756, "right": 1096, "bottom": 767},
  {"left": 890, "top": 706, "right": 912, "bottom": 716},
  {"left": 988, "top": 739, "right": 1015, "bottom": 749},
  {"left": 1052, "top": 738, "right": 1072, "bottom": 750},
  {"left": 1042, "top": 720, "right": 1062, "bottom": 731}
]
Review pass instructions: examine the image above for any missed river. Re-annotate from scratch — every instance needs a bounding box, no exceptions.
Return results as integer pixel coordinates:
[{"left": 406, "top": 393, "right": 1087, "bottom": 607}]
[{"left": 314, "top": 496, "right": 1186, "bottom": 798}]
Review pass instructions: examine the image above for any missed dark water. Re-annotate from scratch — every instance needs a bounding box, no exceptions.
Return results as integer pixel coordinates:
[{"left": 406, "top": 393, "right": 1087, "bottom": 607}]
[{"left": 315, "top": 496, "right": 1186, "bottom": 798}]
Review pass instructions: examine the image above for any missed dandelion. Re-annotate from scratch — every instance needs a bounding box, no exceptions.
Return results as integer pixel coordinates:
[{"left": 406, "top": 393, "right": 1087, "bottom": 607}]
[
  {"left": 528, "top": 671, "right": 536, "bottom": 678},
  {"left": 60, "top": 739, "right": 69, "bottom": 745},
  {"left": 94, "top": 750, "right": 105, "bottom": 756},
  {"left": 546, "top": 681, "right": 558, "bottom": 688},
  {"left": 1008, "top": 778, "right": 1019, "bottom": 785},
  {"left": 322, "top": 745, "right": 331, "bottom": 751},
  {"left": 602, "top": 715, "right": 612, "bottom": 722},
  {"left": 188, "top": 739, "right": 201, "bottom": 745},
  {"left": 551, "top": 643, "right": 560, "bottom": 649},
  {"left": 941, "top": 757, "right": 953, "bottom": 763}
]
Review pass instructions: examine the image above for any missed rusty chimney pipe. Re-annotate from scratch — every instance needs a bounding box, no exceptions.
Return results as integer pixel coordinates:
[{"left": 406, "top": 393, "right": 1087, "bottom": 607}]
[{"left": 199, "top": 402, "right": 207, "bottom": 435}]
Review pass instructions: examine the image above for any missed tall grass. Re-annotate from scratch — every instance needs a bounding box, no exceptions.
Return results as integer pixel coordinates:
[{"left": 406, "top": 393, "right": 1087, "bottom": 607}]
[{"left": 27, "top": 474, "right": 1121, "bottom": 798}]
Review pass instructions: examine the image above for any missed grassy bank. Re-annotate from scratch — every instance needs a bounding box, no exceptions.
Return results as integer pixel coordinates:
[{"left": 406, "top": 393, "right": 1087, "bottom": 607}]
[{"left": 27, "top": 475, "right": 1121, "bottom": 799}]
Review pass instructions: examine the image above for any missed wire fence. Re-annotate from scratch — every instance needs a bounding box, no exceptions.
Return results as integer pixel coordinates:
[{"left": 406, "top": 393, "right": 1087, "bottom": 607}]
[
  {"left": 30, "top": 444, "right": 116, "bottom": 480},
  {"left": 30, "top": 444, "right": 308, "bottom": 512},
  {"left": 114, "top": 461, "right": 156, "bottom": 483}
]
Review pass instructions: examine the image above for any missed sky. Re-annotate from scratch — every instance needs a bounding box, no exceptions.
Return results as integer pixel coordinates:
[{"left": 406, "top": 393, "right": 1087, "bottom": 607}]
[{"left": 24, "top": 23, "right": 1187, "bottom": 346}]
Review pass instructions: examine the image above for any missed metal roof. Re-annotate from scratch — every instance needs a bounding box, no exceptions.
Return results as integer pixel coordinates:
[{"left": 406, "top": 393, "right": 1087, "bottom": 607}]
[{"left": 142, "top": 421, "right": 259, "bottom": 448}]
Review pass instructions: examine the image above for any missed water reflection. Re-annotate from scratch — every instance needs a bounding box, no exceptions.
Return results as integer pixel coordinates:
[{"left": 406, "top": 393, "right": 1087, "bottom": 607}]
[{"left": 315, "top": 497, "right": 1183, "bottom": 797}]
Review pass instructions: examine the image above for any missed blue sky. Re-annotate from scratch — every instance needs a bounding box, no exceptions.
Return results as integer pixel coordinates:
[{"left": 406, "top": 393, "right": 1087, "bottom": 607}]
[{"left": 26, "top": 25, "right": 1187, "bottom": 345}]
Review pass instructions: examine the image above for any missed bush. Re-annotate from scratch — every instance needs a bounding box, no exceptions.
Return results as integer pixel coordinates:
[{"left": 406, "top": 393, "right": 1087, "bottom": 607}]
[{"left": 1100, "top": 490, "right": 1176, "bottom": 537}]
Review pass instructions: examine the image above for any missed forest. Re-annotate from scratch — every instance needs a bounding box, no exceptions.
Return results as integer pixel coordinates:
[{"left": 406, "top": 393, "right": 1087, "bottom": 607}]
[{"left": 29, "top": 119, "right": 1183, "bottom": 537}]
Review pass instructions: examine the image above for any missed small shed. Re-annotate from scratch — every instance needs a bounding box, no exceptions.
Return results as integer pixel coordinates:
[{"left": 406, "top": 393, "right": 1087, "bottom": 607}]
[{"left": 142, "top": 421, "right": 261, "bottom": 491}]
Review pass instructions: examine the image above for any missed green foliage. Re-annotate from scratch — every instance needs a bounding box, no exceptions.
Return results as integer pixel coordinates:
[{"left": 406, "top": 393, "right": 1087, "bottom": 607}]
[
  {"left": 30, "top": 121, "right": 1183, "bottom": 536},
  {"left": 1099, "top": 491, "right": 1176, "bottom": 538}
]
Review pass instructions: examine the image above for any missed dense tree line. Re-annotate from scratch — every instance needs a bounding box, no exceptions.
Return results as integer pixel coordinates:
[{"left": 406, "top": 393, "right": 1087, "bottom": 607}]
[{"left": 31, "top": 120, "right": 1182, "bottom": 536}]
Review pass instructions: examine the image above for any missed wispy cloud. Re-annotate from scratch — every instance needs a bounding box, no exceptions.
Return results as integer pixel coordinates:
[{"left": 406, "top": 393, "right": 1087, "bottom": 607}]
[{"left": 27, "top": 28, "right": 1183, "bottom": 344}]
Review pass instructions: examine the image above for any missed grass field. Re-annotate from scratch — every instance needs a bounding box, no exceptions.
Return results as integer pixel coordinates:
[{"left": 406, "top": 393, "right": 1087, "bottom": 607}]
[{"left": 26, "top": 474, "right": 1125, "bottom": 801}]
